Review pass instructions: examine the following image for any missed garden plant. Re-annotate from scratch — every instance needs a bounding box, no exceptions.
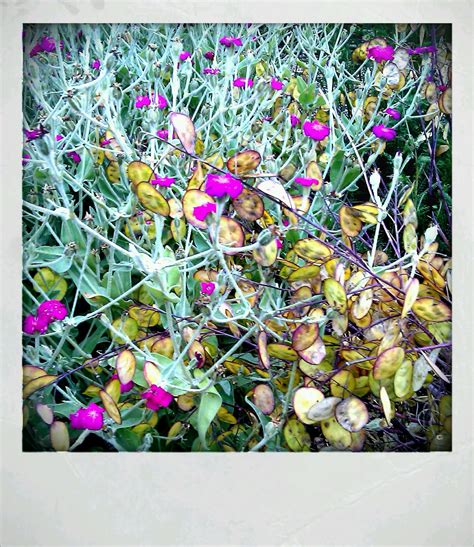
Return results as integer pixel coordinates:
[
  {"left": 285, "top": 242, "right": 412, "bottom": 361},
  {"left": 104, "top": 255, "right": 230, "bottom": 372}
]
[{"left": 22, "top": 23, "right": 452, "bottom": 452}]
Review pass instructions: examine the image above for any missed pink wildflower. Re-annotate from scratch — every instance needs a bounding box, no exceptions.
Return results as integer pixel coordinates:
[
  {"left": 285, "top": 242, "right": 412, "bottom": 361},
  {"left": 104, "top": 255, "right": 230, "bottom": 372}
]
[
  {"left": 37, "top": 299, "right": 68, "bottom": 322},
  {"left": 24, "top": 128, "right": 45, "bottom": 141},
  {"left": 302, "top": 120, "right": 330, "bottom": 141},
  {"left": 271, "top": 78, "right": 284, "bottom": 90},
  {"left": 56, "top": 134, "right": 64, "bottom": 141},
  {"left": 205, "top": 173, "right": 243, "bottom": 199},
  {"left": 290, "top": 114, "right": 301, "bottom": 127},
  {"left": 151, "top": 93, "right": 168, "bottom": 109},
  {"left": 22, "top": 153, "right": 31, "bottom": 165},
  {"left": 23, "top": 314, "right": 49, "bottom": 335},
  {"left": 204, "top": 51, "right": 215, "bottom": 60},
  {"left": 193, "top": 202, "right": 216, "bottom": 221},
  {"left": 367, "top": 45, "right": 394, "bottom": 63},
  {"left": 91, "top": 59, "right": 101, "bottom": 70},
  {"left": 407, "top": 45, "right": 437, "bottom": 55},
  {"left": 141, "top": 385, "right": 173, "bottom": 411},
  {"left": 294, "top": 177, "right": 320, "bottom": 187},
  {"left": 200, "top": 281, "right": 216, "bottom": 295},
  {"left": 203, "top": 67, "right": 220, "bottom": 75},
  {"left": 151, "top": 176, "right": 175, "bottom": 187},
  {"left": 372, "top": 124, "right": 397, "bottom": 140},
  {"left": 67, "top": 151, "right": 81, "bottom": 164},
  {"left": 135, "top": 95, "right": 151, "bottom": 109},
  {"left": 156, "top": 129, "right": 171, "bottom": 140},
  {"left": 384, "top": 108, "right": 401, "bottom": 120},
  {"left": 70, "top": 402, "right": 105, "bottom": 430},
  {"left": 275, "top": 238, "right": 283, "bottom": 250},
  {"left": 233, "top": 77, "right": 254, "bottom": 88},
  {"left": 179, "top": 50, "right": 191, "bottom": 61},
  {"left": 220, "top": 36, "right": 242, "bottom": 47}
]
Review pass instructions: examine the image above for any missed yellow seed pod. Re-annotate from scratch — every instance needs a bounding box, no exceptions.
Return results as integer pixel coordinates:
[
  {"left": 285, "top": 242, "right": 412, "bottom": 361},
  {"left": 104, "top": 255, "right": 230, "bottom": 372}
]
[{"left": 32, "top": 267, "right": 68, "bottom": 300}]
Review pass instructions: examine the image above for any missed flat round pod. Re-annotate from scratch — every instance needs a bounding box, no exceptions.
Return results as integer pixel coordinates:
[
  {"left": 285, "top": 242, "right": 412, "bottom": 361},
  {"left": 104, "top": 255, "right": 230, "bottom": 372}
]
[
  {"left": 232, "top": 188, "right": 264, "bottom": 221},
  {"left": 253, "top": 384, "right": 275, "bottom": 415},
  {"left": 305, "top": 161, "right": 324, "bottom": 189},
  {"left": 298, "top": 359, "right": 332, "bottom": 381},
  {"left": 353, "top": 376, "right": 371, "bottom": 397},
  {"left": 257, "top": 331, "right": 270, "bottom": 369},
  {"left": 127, "top": 161, "right": 156, "bottom": 190},
  {"left": 330, "top": 370, "right": 355, "bottom": 398},
  {"left": 23, "top": 365, "right": 47, "bottom": 385},
  {"left": 307, "top": 396, "right": 341, "bottom": 422},
  {"left": 393, "top": 360, "right": 413, "bottom": 398},
  {"left": 340, "top": 205, "right": 362, "bottom": 237},
  {"left": 182, "top": 189, "right": 216, "bottom": 229},
  {"left": 288, "top": 265, "right": 320, "bottom": 283},
  {"left": 136, "top": 182, "right": 170, "bottom": 216},
  {"left": 350, "top": 429, "right": 367, "bottom": 452},
  {"left": 36, "top": 403, "right": 54, "bottom": 425},
  {"left": 335, "top": 397, "right": 369, "bottom": 432},
  {"left": 177, "top": 393, "right": 195, "bottom": 411},
  {"left": 267, "top": 343, "right": 298, "bottom": 362},
  {"left": 438, "top": 88, "right": 452, "bottom": 115},
  {"left": 253, "top": 239, "right": 278, "bottom": 267},
  {"left": 227, "top": 149, "right": 261, "bottom": 174},
  {"left": 297, "top": 336, "right": 326, "bottom": 365},
  {"left": 170, "top": 112, "right": 196, "bottom": 154},
  {"left": 293, "top": 238, "right": 332, "bottom": 261},
  {"left": 110, "top": 317, "right": 139, "bottom": 344},
  {"left": 23, "top": 374, "right": 58, "bottom": 399},
  {"left": 351, "top": 202, "right": 379, "bottom": 224},
  {"left": 188, "top": 340, "right": 206, "bottom": 368},
  {"left": 33, "top": 267, "right": 67, "bottom": 300},
  {"left": 283, "top": 417, "right": 311, "bottom": 452},
  {"left": 351, "top": 287, "right": 374, "bottom": 319},
  {"left": 128, "top": 305, "right": 161, "bottom": 328},
  {"left": 105, "top": 161, "right": 121, "bottom": 183},
  {"left": 293, "top": 387, "right": 324, "bottom": 425},
  {"left": 424, "top": 81, "right": 438, "bottom": 104},
  {"left": 321, "top": 416, "right": 352, "bottom": 450},
  {"left": 151, "top": 337, "right": 174, "bottom": 359},
  {"left": 292, "top": 323, "right": 319, "bottom": 352},
  {"left": 115, "top": 349, "right": 136, "bottom": 385},
  {"left": 50, "top": 421, "right": 70, "bottom": 452},
  {"left": 373, "top": 346, "right": 405, "bottom": 380},
  {"left": 368, "top": 36, "right": 387, "bottom": 48},
  {"left": 143, "top": 360, "right": 162, "bottom": 386},
  {"left": 168, "top": 197, "right": 183, "bottom": 218},
  {"left": 213, "top": 217, "right": 245, "bottom": 253},
  {"left": 412, "top": 297, "right": 451, "bottom": 322},
  {"left": 382, "top": 62, "right": 401, "bottom": 86},
  {"left": 393, "top": 48, "right": 410, "bottom": 70},
  {"left": 323, "top": 278, "right": 347, "bottom": 313},
  {"left": 99, "top": 390, "right": 122, "bottom": 424},
  {"left": 105, "top": 378, "right": 121, "bottom": 403},
  {"left": 257, "top": 178, "right": 294, "bottom": 208}
]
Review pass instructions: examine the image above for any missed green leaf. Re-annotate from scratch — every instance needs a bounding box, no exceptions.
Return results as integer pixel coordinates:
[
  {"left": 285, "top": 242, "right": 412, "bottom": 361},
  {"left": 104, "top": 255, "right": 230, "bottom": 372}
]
[
  {"left": 339, "top": 166, "right": 362, "bottom": 192},
  {"left": 299, "top": 84, "right": 316, "bottom": 106},
  {"left": 193, "top": 371, "right": 222, "bottom": 450},
  {"left": 330, "top": 150, "right": 346, "bottom": 186},
  {"left": 115, "top": 428, "right": 141, "bottom": 451}
]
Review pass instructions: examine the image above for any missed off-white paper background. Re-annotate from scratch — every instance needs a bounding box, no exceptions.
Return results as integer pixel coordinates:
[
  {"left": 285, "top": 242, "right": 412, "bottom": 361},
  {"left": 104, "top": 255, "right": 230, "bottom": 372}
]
[{"left": 1, "top": 1, "right": 472, "bottom": 545}]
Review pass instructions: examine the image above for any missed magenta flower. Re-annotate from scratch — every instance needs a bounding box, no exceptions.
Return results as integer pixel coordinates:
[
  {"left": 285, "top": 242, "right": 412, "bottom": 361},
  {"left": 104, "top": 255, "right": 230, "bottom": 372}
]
[
  {"left": 70, "top": 402, "right": 105, "bottom": 430},
  {"left": 179, "top": 50, "right": 191, "bottom": 61},
  {"left": 219, "top": 36, "right": 242, "bottom": 47},
  {"left": 290, "top": 114, "right": 301, "bottom": 127},
  {"left": 275, "top": 238, "right": 283, "bottom": 250},
  {"left": 372, "top": 124, "right": 397, "bottom": 141},
  {"left": 384, "top": 108, "right": 401, "bottom": 120},
  {"left": 151, "top": 176, "right": 175, "bottom": 187},
  {"left": 23, "top": 314, "right": 49, "bottom": 335},
  {"left": 200, "top": 281, "right": 216, "bottom": 295},
  {"left": 271, "top": 78, "right": 284, "bottom": 90},
  {"left": 56, "top": 134, "right": 64, "bottom": 141},
  {"left": 303, "top": 120, "right": 330, "bottom": 141},
  {"left": 141, "top": 385, "right": 173, "bottom": 411},
  {"left": 294, "top": 177, "right": 320, "bottom": 187},
  {"left": 156, "top": 129, "right": 171, "bottom": 140},
  {"left": 282, "top": 218, "right": 290, "bottom": 227},
  {"left": 22, "top": 153, "right": 31, "bottom": 165},
  {"left": 111, "top": 373, "right": 134, "bottom": 394},
  {"left": 205, "top": 173, "right": 243, "bottom": 199},
  {"left": 367, "top": 45, "right": 394, "bottom": 63},
  {"left": 39, "top": 36, "right": 58, "bottom": 53},
  {"left": 407, "top": 45, "right": 437, "bottom": 55},
  {"left": 204, "top": 50, "right": 215, "bottom": 60},
  {"left": 193, "top": 202, "right": 216, "bottom": 221},
  {"left": 37, "top": 299, "right": 68, "bottom": 322},
  {"left": 24, "top": 128, "right": 45, "bottom": 141},
  {"left": 151, "top": 93, "right": 168, "bottom": 109},
  {"left": 67, "top": 151, "right": 81, "bottom": 164},
  {"left": 91, "top": 59, "right": 101, "bottom": 70},
  {"left": 135, "top": 95, "right": 151, "bottom": 109},
  {"left": 233, "top": 77, "right": 254, "bottom": 88},
  {"left": 203, "top": 67, "right": 220, "bottom": 75},
  {"left": 29, "top": 43, "right": 44, "bottom": 58}
]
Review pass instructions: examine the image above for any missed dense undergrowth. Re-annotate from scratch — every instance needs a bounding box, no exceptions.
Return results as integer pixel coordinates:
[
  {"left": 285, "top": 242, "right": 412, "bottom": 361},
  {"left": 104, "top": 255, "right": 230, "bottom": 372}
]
[{"left": 22, "top": 23, "right": 452, "bottom": 452}]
